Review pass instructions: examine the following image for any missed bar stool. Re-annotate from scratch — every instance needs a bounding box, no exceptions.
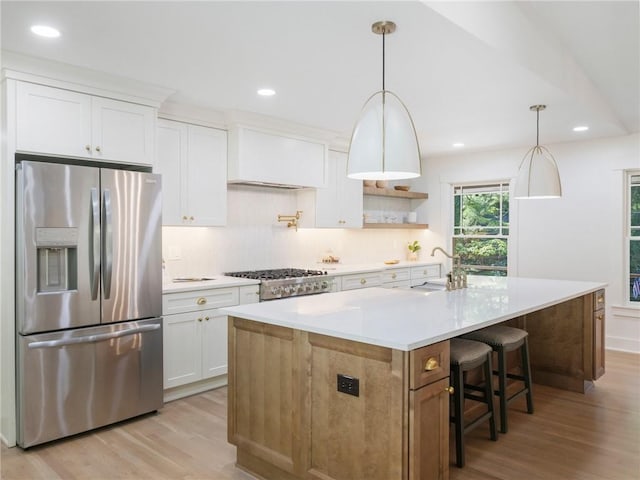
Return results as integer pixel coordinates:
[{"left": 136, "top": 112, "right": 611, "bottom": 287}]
[
  {"left": 462, "top": 325, "right": 534, "bottom": 433},
  {"left": 449, "top": 338, "right": 498, "bottom": 468}
]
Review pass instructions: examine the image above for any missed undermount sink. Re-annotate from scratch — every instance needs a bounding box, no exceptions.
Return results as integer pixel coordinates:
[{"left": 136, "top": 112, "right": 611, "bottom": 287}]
[{"left": 412, "top": 281, "right": 448, "bottom": 292}]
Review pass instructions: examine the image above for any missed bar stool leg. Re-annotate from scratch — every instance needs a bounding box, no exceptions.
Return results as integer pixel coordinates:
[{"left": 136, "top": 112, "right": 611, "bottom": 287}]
[
  {"left": 452, "top": 365, "right": 465, "bottom": 468},
  {"left": 484, "top": 352, "right": 498, "bottom": 441},
  {"left": 497, "top": 347, "right": 508, "bottom": 434},
  {"left": 522, "top": 338, "right": 534, "bottom": 414}
]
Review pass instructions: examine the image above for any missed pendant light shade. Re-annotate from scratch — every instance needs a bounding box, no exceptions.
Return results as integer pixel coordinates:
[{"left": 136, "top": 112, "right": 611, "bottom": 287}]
[
  {"left": 514, "top": 105, "right": 562, "bottom": 199},
  {"left": 347, "top": 21, "right": 422, "bottom": 180}
]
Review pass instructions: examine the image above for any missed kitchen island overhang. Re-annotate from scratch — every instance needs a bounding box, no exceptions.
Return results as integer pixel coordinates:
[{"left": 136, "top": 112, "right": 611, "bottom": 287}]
[
  {"left": 220, "top": 276, "right": 607, "bottom": 351},
  {"left": 221, "top": 276, "right": 606, "bottom": 480}
]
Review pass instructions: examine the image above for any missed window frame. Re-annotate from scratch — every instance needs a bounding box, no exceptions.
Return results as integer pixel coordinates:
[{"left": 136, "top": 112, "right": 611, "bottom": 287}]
[
  {"left": 451, "top": 181, "right": 510, "bottom": 276},
  {"left": 626, "top": 170, "right": 640, "bottom": 304}
]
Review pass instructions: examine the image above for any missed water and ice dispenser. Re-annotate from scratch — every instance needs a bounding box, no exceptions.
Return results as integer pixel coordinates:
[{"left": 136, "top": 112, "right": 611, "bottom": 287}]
[{"left": 36, "top": 228, "right": 78, "bottom": 293}]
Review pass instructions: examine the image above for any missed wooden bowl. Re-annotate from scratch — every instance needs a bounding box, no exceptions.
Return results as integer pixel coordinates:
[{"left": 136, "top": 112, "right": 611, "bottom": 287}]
[
  {"left": 363, "top": 180, "right": 376, "bottom": 187},
  {"left": 376, "top": 180, "right": 388, "bottom": 188}
]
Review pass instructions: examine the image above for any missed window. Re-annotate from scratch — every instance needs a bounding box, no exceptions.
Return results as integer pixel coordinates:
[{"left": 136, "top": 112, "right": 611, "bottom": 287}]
[
  {"left": 628, "top": 173, "right": 640, "bottom": 303},
  {"left": 453, "top": 183, "right": 509, "bottom": 276}
]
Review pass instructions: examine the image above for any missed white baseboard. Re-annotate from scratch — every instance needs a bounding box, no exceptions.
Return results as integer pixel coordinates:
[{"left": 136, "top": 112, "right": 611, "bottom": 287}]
[
  {"left": 606, "top": 336, "right": 640, "bottom": 354},
  {"left": 163, "top": 375, "right": 228, "bottom": 403}
]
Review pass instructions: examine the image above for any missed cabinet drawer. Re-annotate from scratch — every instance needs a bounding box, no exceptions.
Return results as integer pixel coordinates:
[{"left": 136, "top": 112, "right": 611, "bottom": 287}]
[
  {"left": 382, "top": 268, "right": 410, "bottom": 284},
  {"left": 410, "top": 265, "right": 441, "bottom": 285},
  {"left": 340, "top": 272, "right": 383, "bottom": 291},
  {"left": 410, "top": 341, "right": 450, "bottom": 390},
  {"left": 163, "top": 287, "right": 240, "bottom": 315},
  {"left": 239, "top": 284, "right": 260, "bottom": 305},
  {"left": 593, "top": 289, "right": 605, "bottom": 311}
]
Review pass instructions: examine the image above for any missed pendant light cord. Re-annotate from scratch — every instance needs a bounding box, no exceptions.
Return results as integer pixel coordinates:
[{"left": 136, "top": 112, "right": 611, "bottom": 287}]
[
  {"left": 382, "top": 31, "right": 386, "bottom": 91},
  {"left": 536, "top": 108, "right": 540, "bottom": 146}
]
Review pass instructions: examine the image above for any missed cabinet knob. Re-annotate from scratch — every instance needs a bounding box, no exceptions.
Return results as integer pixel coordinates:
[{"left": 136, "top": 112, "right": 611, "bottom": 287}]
[
  {"left": 197, "top": 317, "right": 203, "bottom": 322},
  {"left": 183, "top": 215, "right": 188, "bottom": 221},
  {"left": 391, "top": 273, "right": 397, "bottom": 280},
  {"left": 424, "top": 357, "right": 439, "bottom": 371},
  {"left": 190, "top": 216, "right": 194, "bottom": 221},
  {"left": 196, "top": 297, "right": 207, "bottom": 305},
  {"left": 205, "top": 316, "right": 210, "bottom": 321},
  {"left": 445, "top": 386, "right": 454, "bottom": 395},
  {"left": 95, "top": 146, "right": 101, "bottom": 153},
  {"left": 360, "top": 278, "right": 367, "bottom": 285},
  {"left": 85, "top": 145, "right": 91, "bottom": 152}
]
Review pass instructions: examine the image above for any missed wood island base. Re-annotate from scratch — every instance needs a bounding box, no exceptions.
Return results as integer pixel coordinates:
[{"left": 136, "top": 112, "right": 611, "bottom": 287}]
[{"left": 226, "top": 289, "right": 605, "bottom": 480}]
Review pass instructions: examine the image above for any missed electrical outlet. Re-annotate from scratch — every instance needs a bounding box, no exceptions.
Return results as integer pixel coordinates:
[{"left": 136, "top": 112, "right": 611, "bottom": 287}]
[{"left": 337, "top": 373, "right": 359, "bottom": 397}]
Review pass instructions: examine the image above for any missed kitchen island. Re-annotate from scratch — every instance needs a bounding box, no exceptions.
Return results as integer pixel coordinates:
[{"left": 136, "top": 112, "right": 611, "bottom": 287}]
[{"left": 220, "top": 277, "right": 606, "bottom": 480}]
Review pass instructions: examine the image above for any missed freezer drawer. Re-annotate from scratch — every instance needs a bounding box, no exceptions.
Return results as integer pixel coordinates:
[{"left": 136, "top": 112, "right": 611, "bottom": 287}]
[{"left": 17, "top": 318, "right": 163, "bottom": 448}]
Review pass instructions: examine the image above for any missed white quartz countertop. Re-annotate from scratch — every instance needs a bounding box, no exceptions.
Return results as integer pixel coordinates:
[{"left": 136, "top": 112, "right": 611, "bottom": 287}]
[
  {"left": 163, "top": 275, "right": 259, "bottom": 293},
  {"left": 220, "top": 276, "right": 606, "bottom": 351},
  {"left": 162, "top": 261, "right": 441, "bottom": 294}
]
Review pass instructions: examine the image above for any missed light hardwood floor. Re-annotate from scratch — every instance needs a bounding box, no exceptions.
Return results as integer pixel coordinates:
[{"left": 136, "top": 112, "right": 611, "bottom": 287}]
[{"left": 2, "top": 350, "right": 639, "bottom": 480}]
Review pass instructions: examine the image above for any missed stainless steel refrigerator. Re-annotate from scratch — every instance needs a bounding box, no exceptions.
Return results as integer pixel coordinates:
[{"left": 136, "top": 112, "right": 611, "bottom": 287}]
[{"left": 16, "top": 159, "right": 163, "bottom": 448}]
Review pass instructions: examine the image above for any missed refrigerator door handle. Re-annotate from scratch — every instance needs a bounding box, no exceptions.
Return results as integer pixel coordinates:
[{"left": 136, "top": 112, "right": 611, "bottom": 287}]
[
  {"left": 90, "top": 187, "right": 100, "bottom": 300},
  {"left": 27, "top": 323, "right": 161, "bottom": 349},
  {"left": 102, "top": 189, "right": 113, "bottom": 299}
]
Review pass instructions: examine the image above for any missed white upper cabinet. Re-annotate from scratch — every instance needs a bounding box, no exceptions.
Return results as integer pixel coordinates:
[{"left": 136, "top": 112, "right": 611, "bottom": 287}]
[
  {"left": 156, "top": 119, "right": 227, "bottom": 226},
  {"left": 16, "top": 82, "right": 155, "bottom": 165},
  {"left": 90, "top": 96, "right": 155, "bottom": 164},
  {"left": 298, "top": 150, "right": 363, "bottom": 228},
  {"left": 227, "top": 126, "right": 327, "bottom": 188}
]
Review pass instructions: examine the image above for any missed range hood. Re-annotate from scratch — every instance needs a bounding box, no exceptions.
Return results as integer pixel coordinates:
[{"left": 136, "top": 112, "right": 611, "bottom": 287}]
[{"left": 227, "top": 126, "right": 328, "bottom": 189}]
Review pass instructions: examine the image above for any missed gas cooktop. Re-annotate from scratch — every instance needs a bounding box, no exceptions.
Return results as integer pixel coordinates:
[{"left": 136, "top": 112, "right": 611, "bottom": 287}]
[
  {"left": 225, "top": 268, "right": 329, "bottom": 280},
  {"left": 225, "top": 268, "right": 333, "bottom": 300}
]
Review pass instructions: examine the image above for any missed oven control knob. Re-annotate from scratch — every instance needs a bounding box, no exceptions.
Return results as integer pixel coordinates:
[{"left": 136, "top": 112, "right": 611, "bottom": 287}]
[
  {"left": 305, "top": 283, "right": 313, "bottom": 292},
  {"left": 320, "top": 280, "right": 329, "bottom": 290},
  {"left": 270, "top": 286, "right": 279, "bottom": 295}
]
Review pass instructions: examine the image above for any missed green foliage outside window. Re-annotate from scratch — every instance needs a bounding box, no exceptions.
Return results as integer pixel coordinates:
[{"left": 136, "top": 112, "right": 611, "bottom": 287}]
[{"left": 453, "top": 183, "right": 509, "bottom": 276}]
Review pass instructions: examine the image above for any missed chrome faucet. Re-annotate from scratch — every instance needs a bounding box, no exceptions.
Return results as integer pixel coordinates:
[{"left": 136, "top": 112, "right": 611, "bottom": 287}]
[{"left": 430, "top": 247, "right": 467, "bottom": 290}]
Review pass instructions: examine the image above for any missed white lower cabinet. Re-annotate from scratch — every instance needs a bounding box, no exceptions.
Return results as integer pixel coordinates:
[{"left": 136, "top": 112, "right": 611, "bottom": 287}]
[
  {"left": 382, "top": 267, "right": 411, "bottom": 288},
  {"left": 410, "top": 264, "right": 442, "bottom": 286},
  {"left": 163, "top": 309, "right": 220, "bottom": 388},
  {"left": 339, "top": 271, "right": 383, "bottom": 291},
  {"left": 162, "top": 284, "right": 258, "bottom": 400}
]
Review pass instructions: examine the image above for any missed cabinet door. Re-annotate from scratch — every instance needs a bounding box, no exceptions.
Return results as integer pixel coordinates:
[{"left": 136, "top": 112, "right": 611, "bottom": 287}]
[
  {"left": 185, "top": 125, "right": 227, "bottom": 226},
  {"left": 163, "top": 312, "right": 203, "bottom": 388},
  {"left": 334, "top": 151, "right": 363, "bottom": 227},
  {"left": 156, "top": 119, "right": 187, "bottom": 225},
  {"left": 312, "top": 150, "right": 362, "bottom": 228},
  {"left": 202, "top": 311, "right": 228, "bottom": 379},
  {"left": 340, "top": 272, "right": 383, "bottom": 290},
  {"left": 16, "top": 82, "right": 91, "bottom": 158},
  {"left": 409, "top": 378, "right": 450, "bottom": 480},
  {"left": 91, "top": 96, "right": 155, "bottom": 165}
]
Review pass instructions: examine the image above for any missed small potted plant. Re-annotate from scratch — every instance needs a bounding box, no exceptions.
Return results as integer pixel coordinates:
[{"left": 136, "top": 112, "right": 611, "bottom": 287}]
[{"left": 407, "top": 240, "right": 421, "bottom": 261}]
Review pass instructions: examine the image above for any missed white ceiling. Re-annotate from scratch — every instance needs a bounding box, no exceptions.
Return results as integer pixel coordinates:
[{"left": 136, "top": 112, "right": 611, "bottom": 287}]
[{"left": 1, "top": 1, "right": 638, "bottom": 156}]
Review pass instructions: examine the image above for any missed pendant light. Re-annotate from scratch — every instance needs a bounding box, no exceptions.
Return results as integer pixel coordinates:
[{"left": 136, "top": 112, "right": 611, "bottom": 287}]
[
  {"left": 514, "top": 105, "right": 562, "bottom": 199},
  {"left": 347, "top": 21, "right": 422, "bottom": 180}
]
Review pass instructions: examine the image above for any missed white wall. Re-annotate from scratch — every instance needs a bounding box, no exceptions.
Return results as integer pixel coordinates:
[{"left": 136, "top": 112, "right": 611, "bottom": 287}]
[
  {"left": 413, "top": 133, "right": 640, "bottom": 352},
  {"left": 162, "top": 184, "right": 430, "bottom": 278}
]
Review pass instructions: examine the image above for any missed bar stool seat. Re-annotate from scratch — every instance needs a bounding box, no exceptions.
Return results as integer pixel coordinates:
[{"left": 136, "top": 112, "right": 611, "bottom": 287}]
[
  {"left": 449, "top": 338, "right": 498, "bottom": 468},
  {"left": 462, "top": 325, "right": 534, "bottom": 433}
]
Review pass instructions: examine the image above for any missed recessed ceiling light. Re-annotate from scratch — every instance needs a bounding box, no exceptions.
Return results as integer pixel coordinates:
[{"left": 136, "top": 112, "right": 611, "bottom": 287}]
[
  {"left": 573, "top": 125, "right": 589, "bottom": 132},
  {"left": 257, "top": 88, "right": 276, "bottom": 97},
  {"left": 452, "top": 142, "right": 465, "bottom": 148},
  {"left": 30, "top": 25, "right": 61, "bottom": 38}
]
